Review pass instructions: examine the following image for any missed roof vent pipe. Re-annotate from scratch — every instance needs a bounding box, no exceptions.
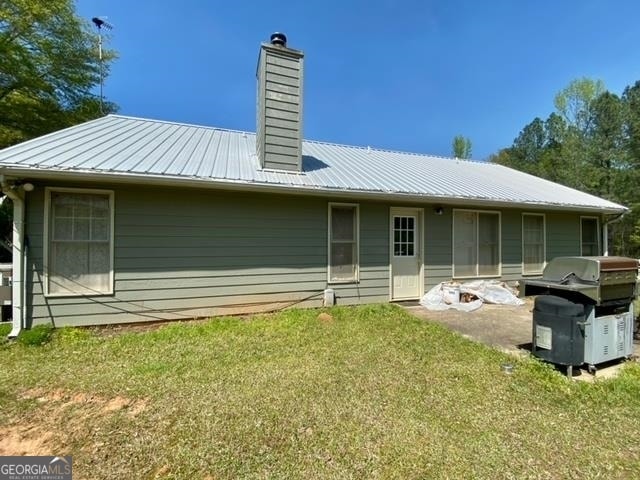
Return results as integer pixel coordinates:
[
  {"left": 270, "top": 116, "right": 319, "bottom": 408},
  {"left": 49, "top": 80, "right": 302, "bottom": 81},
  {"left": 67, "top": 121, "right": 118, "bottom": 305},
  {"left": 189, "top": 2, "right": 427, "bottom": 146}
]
[{"left": 270, "top": 32, "right": 287, "bottom": 47}]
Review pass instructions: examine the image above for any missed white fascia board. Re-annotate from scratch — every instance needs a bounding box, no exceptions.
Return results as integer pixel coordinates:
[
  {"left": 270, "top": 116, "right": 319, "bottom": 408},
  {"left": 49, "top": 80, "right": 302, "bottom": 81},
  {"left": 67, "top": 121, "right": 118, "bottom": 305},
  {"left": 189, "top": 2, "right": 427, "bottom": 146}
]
[{"left": 0, "top": 166, "right": 628, "bottom": 215}]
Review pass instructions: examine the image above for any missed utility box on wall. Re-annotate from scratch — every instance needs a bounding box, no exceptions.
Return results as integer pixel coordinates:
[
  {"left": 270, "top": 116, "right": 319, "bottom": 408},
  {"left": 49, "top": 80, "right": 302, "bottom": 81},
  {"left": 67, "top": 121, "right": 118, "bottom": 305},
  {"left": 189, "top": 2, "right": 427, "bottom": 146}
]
[{"left": 0, "top": 263, "right": 12, "bottom": 322}]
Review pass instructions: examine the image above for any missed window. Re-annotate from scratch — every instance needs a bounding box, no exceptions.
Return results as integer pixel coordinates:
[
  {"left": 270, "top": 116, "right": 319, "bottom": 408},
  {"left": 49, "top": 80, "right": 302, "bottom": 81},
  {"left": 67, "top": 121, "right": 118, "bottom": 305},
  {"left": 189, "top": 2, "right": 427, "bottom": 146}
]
[
  {"left": 393, "top": 216, "right": 416, "bottom": 257},
  {"left": 581, "top": 217, "right": 600, "bottom": 256},
  {"left": 453, "top": 210, "right": 500, "bottom": 277},
  {"left": 522, "top": 214, "right": 545, "bottom": 274},
  {"left": 328, "top": 204, "right": 359, "bottom": 283},
  {"left": 45, "top": 189, "right": 114, "bottom": 296}
]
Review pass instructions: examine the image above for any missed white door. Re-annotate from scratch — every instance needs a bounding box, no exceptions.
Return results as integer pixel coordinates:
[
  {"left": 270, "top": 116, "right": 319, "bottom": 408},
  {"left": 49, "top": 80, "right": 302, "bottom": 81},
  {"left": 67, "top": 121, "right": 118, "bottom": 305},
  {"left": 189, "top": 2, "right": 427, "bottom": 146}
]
[{"left": 390, "top": 208, "right": 423, "bottom": 300}]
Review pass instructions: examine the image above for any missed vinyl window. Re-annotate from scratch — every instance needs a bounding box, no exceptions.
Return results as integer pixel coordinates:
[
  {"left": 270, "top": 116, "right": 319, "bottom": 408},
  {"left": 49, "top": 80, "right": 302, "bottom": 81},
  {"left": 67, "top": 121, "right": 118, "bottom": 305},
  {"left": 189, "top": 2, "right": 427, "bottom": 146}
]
[
  {"left": 328, "top": 204, "right": 359, "bottom": 283},
  {"left": 581, "top": 217, "right": 600, "bottom": 256},
  {"left": 453, "top": 210, "right": 500, "bottom": 277},
  {"left": 45, "top": 188, "right": 114, "bottom": 296},
  {"left": 522, "top": 214, "right": 545, "bottom": 275}
]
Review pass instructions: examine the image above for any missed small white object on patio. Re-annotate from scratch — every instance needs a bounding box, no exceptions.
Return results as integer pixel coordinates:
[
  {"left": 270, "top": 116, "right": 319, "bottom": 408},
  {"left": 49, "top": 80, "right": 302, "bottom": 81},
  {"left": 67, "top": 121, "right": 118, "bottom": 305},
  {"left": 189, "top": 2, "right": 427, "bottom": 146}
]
[{"left": 420, "top": 280, "right": 524, "bottom": 312}]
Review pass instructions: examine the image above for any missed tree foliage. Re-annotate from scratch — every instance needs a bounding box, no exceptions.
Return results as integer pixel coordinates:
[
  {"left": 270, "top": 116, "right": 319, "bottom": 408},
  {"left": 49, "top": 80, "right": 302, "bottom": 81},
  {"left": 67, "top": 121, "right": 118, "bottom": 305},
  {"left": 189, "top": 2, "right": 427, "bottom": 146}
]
[
  {"left": 0, "top": 0, "right": 117, "bottom": 148},
  {"left": 0, "top": 197, "right": 11, "bottom": 262},
  {"left": 491, "top": 78, "right": 640, "bottom": 257},
  {"left": 554, "top": 78, "right": 605, "bottom": 133},
  {"left": 452, "top": 135, "right": 472, "bottom": 159}
]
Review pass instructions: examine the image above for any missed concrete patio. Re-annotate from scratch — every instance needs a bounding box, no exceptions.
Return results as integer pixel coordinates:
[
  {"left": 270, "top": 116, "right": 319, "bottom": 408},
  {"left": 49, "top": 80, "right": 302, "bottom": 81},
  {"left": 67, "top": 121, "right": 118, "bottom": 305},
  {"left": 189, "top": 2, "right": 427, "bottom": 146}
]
[{"left": 405, "top": 298, "right": 640, "bottom": 380}]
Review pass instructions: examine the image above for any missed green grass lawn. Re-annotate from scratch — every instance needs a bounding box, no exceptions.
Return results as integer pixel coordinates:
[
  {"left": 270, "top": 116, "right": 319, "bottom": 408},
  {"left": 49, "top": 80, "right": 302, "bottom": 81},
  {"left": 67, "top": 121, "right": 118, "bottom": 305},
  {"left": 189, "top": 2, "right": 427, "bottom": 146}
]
[{"left": 1, "top": 304, "right": 640, "bottom": 479}]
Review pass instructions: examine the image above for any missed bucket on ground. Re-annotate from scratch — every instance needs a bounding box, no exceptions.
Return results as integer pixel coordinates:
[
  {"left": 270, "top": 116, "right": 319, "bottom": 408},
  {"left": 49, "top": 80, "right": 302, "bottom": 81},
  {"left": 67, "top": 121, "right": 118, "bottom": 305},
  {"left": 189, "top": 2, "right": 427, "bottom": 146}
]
[{"left": 442, "top": 284, "right": 460, "bottom": 304}]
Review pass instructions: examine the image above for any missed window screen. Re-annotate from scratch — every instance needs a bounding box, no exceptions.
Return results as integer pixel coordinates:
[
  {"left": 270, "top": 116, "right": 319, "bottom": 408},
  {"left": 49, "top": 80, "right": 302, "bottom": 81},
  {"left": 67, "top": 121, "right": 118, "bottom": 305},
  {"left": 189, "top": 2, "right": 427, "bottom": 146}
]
[
  {"left": 329, "top": 205, "right": 358, "bottom": 282},
  {"left": 48, "top": 191, "right": 113, "bottom": 295},
  {"left": 453, "top": 211, "right": 500, "bottom": 277},
  {"left": 523, "top": 214, "right": 545, "bottom": 274},
  {"left": 581, "top": 218, "right": 599, "bottom": 256},
  {"left": 453, "top": 211, "right": 477, "bottom": 277}
]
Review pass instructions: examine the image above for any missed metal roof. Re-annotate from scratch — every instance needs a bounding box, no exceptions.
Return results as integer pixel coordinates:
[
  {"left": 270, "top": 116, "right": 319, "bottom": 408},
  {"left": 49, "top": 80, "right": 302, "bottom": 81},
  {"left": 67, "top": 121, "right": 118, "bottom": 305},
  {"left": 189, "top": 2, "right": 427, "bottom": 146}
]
[{"left": 0, "top": 115, "right": 626, "bottom": 213}]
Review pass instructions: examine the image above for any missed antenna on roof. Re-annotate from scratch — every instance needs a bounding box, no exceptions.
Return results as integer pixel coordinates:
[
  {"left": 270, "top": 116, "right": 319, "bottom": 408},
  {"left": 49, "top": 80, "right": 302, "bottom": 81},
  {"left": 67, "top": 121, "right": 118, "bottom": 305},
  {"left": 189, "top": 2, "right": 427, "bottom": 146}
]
[{"left": 92, "top": 16, "right": 113, "bottom": 115}]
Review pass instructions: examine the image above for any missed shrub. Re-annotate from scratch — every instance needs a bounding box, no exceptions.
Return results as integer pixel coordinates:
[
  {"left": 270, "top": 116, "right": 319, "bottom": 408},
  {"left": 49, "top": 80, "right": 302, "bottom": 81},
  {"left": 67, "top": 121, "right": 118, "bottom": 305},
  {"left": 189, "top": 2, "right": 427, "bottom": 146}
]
[
  {"left": 17, "top": 324, "right": 54, "bottom": 346},
  {"left": 55, "top": 326, "right": 90, "bottom": 343}
]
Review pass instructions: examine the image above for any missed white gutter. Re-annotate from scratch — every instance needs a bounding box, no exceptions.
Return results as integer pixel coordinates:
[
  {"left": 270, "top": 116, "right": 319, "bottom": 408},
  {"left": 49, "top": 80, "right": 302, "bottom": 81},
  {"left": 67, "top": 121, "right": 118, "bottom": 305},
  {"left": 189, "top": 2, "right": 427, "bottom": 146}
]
[
  {"left": 0, "top": 176, "right": 25, "bottom": 338},
  {"left": 0, "top": 166, "right": 629, "bottom": 215}
]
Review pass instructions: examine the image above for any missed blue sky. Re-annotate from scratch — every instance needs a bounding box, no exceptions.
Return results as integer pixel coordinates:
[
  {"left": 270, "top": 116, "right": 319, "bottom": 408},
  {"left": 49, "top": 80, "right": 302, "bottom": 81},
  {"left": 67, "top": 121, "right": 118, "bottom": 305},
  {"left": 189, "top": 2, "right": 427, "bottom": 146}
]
[{"left": 77, "top": 0, "right": 640, "bottom": 160}]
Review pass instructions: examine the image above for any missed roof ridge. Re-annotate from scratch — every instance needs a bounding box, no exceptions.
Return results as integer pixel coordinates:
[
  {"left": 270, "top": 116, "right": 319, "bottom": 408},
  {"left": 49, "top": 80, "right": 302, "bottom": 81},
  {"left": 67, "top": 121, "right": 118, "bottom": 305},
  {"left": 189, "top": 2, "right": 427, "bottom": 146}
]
[
  {"left": 302, "top": 136, "right": 488, "bottom": 163},
  {"left": 107, "top": 114, "right": 255, "bottom": 136}
]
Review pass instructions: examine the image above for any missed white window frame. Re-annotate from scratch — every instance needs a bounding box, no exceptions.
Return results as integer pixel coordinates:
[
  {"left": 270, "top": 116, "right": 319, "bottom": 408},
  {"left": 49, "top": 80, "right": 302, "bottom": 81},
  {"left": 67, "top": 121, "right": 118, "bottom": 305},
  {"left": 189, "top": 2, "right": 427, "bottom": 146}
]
[
  {"left": 580, "top": 216, "right": 601, "bottom": 256},
  {"left": 43, "top": 187, "right": 115, "bottom": 297},
  {"left": 522, "top": 213, "right": 546, "bottom": 276},
  {"left": 452, "top": 209, "right": 502, "bottom": 279},
  {"left": 327, "top": 202, "right": 360, "bottom": 284},
  {"left": 391, "top": 214, "right": 418, "bottom": 258}
]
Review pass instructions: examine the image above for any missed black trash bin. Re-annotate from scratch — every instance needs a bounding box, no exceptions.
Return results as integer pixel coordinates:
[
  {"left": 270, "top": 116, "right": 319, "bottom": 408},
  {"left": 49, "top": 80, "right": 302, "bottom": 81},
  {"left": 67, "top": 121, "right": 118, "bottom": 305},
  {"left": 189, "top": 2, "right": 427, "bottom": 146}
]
[{"left": 532, "top": 295, "right": 586, "bottom": 372}]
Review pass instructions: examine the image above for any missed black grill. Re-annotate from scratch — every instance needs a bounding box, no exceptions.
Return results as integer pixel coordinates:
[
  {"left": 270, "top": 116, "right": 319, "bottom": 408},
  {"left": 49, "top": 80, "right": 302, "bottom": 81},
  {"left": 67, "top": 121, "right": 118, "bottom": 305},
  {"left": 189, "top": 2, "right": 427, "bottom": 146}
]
[{"left": 522, "top": 256, "right": 638, "bottom": 375}]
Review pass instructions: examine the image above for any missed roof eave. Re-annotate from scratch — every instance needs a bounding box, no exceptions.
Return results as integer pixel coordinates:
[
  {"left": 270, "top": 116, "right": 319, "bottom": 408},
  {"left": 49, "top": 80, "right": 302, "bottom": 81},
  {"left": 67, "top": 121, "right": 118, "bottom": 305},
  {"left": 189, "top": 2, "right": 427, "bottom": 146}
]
[{"left": 0, "top": 166, "right": 628, "bottom": 214}]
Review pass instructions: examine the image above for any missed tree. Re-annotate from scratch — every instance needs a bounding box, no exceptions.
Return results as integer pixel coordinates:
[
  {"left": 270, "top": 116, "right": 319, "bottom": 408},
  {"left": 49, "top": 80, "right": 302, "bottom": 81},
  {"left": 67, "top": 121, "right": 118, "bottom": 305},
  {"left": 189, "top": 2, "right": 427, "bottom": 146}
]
[
  {"left": 511, "top": 117, "right": 546, "bottom": 174},
  {"left": 554, "top": 77, "right": 605, "bottom": 133},
  {"left": 490, "top": 113, "right": 568, "bottom": 180},
  {"left": 452, "top": 135, "right": 472, "bottom": 159},
  {"left": 590, "top": 92, "right": 626, "bottom": 197},
  {"left": 536, "top": 113, "right": 568, "bottom": 182},
  {"left": 0, "top": 0, "right": 117, "bottom": 148},
  {"left": 623, "top": 81, "right": 640, "bottom": 166},
  {"left": 490, "top": 76, "right": 640, "bottom": 258}
]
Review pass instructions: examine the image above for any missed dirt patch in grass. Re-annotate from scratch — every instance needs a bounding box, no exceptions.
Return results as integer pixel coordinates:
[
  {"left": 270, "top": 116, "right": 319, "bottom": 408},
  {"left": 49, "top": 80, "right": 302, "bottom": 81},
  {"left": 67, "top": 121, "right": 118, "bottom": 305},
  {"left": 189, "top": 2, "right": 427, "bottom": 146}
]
[
  {"left": 0, "top": 388, "right": 148, "bottom": 457},
  {"left": 0, "top": 424, "right": 54, "bottom": 456},
  {"left": 86, "top": 311, "right": 265, "bottom": 338},
  {"left": 19, "top": 388, "right": 147, "bottom": 417},
  {"left": 317, "top": 312, "right": 334, "bottom": 324},
  {"left": 88, "top": 320, "right": 193, "bottom": 337}
]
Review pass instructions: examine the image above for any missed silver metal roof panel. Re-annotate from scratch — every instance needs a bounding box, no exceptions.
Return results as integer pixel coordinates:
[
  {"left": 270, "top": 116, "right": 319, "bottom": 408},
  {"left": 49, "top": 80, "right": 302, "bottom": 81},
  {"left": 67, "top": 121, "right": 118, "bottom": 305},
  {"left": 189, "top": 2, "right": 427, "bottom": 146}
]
[{"left": 0, "top": 115, "right": 627, "bottom": 213}]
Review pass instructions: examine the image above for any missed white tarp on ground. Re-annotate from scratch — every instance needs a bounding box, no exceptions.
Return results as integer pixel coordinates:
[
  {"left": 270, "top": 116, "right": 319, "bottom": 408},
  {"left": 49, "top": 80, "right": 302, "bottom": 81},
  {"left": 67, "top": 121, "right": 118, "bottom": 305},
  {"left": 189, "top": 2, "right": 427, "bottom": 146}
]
[{"left": 420, "top": 280, "right": 524, "bottom": 312}]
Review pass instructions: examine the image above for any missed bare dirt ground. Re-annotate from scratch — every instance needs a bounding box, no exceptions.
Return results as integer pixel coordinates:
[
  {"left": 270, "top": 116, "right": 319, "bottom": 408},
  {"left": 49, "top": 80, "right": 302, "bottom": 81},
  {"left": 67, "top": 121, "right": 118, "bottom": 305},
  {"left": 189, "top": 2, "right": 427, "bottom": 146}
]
[{"left": 0, "top": 389, "right": 147, "bottom": 456}]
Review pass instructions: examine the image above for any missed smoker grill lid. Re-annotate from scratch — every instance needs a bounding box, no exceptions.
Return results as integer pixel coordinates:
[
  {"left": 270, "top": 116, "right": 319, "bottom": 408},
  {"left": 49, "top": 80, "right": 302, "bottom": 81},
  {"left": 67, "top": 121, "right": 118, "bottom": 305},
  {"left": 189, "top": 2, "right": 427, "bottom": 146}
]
[{"left": 522, "top": 255, "right": 638, "bottom": 305}]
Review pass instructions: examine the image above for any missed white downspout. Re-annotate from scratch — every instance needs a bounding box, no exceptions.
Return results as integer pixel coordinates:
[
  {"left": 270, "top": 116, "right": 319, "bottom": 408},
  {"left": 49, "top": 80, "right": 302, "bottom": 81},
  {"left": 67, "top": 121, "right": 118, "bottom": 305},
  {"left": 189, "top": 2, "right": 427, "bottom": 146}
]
[
  {"left": 0, "top": 178, "right": 25, "bottom": 338},
  {"left": 603, "top": 212, "right": 626, "bottom": 257}
]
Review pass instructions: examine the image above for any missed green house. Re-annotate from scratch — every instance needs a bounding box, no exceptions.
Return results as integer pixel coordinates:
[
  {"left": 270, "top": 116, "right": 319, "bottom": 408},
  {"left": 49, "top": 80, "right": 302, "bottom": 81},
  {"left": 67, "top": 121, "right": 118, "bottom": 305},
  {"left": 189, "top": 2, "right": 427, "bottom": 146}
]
[{"left": 0, "top": 34, "right": 626, "bottom": 334}]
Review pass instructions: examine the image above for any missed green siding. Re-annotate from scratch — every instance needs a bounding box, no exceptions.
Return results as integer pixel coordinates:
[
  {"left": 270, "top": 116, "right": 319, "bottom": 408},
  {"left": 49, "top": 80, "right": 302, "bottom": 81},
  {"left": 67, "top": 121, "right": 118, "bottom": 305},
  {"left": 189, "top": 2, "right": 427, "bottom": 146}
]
[
  {"left": 423, "top": 207, "right": 585, "bottom": 289},
  {"left": 546, "top": 213, "right": 582, "bottom": 259},
  {"left": 26, "top": 184, "right": 390, "bottom": 326},
  {"left": 23, "top": 182, "right": 594, "bottom": 326},
  {"left": 332, "top": 202, "right": 389, "bottom": 302},
  {"left": 501, "top": 210, "right": 522, "bottom": 281}
]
